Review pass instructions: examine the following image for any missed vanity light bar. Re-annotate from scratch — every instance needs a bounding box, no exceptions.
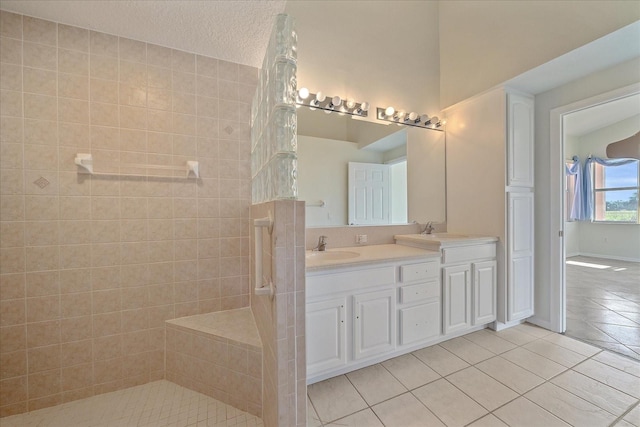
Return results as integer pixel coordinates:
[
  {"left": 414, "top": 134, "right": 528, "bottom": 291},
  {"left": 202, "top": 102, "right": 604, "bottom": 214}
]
[
  {"left": 375, "top": 107, "right": 445, "bottom": 131},
  {"left": 296, "top": 88, "right": 369, "bottom": 117}
]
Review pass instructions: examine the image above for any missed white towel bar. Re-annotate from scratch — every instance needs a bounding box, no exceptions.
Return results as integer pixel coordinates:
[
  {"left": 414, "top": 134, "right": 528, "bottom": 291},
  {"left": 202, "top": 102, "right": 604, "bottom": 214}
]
[{"left": 75, "top": 153, "right": 199, "bottom": 178}]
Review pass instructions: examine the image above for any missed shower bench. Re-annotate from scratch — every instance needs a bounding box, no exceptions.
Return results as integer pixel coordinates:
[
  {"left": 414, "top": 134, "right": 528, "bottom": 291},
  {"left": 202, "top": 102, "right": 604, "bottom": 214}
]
[{"left": 165, "top": 307, "right": 262, "bottom": 416}]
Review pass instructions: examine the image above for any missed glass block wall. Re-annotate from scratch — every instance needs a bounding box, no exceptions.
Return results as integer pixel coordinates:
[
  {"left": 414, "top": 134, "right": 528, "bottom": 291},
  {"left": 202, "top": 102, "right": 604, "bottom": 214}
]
[{"left": 251, "top": 14, "right": 298, "bottom": 204}]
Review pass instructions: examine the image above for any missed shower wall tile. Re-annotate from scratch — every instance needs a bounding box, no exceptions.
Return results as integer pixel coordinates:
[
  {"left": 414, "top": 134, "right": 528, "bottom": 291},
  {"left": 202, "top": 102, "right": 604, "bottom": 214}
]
[
  {"left": 58, "top": 49, "right": 89, "bottom": 76},
  {"left": 0, "top": 11, "right": 256, "bottom": 417},
  {"left": 23, "top": 42, "right": 56, "bottom": 70}
]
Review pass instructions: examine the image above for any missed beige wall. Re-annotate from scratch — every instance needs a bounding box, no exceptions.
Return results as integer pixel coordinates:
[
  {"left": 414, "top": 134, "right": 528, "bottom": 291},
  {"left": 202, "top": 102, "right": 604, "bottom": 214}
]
[
  {"left": 285, "top": 0, "right": 441, "bottom": 117},
  {"left": 439, "top": 1, "right": 640, "bottom": 108},
  {"left": 0, "top": 11, "right": 256, "bottom": 416}
]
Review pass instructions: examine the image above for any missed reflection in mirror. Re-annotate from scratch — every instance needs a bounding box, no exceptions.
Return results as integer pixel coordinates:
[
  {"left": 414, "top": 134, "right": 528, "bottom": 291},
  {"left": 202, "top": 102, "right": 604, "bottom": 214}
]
[{"left": 297, "top": 106, "right": 446, "bottom": 227}]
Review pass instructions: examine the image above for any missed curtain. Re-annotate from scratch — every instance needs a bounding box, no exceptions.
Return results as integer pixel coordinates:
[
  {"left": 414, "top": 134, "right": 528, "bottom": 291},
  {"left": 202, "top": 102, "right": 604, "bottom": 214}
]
[
  {"left": 565, "top": 156, "right": 586, "bottom": 220},
  {"left": 583, "top": 156, "right": 637, "bottom": 221}
]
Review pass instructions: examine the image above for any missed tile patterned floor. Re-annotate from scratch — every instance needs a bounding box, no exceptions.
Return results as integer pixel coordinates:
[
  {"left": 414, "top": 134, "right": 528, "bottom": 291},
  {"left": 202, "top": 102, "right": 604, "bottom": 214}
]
[
  {"left": 566, "top": 256, "right": 640, "bottom": 360},
  {"left": 1, "top": 380, "right": 263, "bottom": 427},
  {"left": 307, "top": 324, "right": 640, "bottom": 427},
  {"left": 2, "top": 323, "right": 638, "bottom": 427}
]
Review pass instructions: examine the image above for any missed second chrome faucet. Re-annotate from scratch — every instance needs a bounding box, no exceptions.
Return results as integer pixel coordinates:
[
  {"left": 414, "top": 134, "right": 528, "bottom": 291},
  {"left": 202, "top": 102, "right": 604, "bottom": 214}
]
[{"left": 314, "top": 235, "right": 328, "bottom": 251}]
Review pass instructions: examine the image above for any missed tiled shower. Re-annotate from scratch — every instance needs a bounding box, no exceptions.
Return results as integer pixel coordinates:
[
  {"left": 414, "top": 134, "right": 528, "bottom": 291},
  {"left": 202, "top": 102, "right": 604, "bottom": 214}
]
[{"left": 0, "top": 10, "right": 258, "bottom": 416}]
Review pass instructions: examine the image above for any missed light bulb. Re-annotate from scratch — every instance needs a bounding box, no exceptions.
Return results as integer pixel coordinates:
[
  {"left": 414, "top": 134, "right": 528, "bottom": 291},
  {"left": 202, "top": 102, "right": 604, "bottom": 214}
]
[
  {"left": 359, "top": 102, "right": 370, "bottom": 112},
  {"left": 420, "top": 114, "right": 429, "bottom": 124},
  {"left": 385, "top": 106, "right": 395, "bottom": 117},
  {"left": 330, "top": 96, "right": 342, "bottom": 108},
  {"left": 408, "top": 112, "right": 418, "bottom": 121},
  {"left": 440, "top": 119, "right": 447, "bottom": 126},
  {"left": 346, "top": 99, "right": 356, "bottom": 109},
  {"left": 298, "top": 87, "right": 309, "bottom": 100},
  {"left": 396, "top": 111, "right": 406, "bottom": 121},
  {"left": 430, "top": 116, "right": 439, "bottom": 125},
  {"left": 315, "top": 91, "right": 326, "bottom": 103}
]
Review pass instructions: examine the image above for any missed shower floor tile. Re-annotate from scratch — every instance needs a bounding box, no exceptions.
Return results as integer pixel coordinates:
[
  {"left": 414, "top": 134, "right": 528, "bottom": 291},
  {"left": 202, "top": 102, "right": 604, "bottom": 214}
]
[{"left": 1, "top": 380, "right": 263, "bottom": 427}]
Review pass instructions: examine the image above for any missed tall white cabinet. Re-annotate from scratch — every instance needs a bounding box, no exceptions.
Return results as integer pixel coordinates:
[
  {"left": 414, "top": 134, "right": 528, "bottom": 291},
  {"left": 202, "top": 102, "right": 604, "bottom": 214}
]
[{"left": 445, "top": 87, "right": 535, "bottom": 327}]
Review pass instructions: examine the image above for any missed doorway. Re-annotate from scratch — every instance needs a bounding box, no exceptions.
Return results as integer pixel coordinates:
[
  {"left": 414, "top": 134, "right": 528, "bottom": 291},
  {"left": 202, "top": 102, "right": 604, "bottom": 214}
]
[{"left": 552, "top": 86, "right": 640, "bottom": 359}]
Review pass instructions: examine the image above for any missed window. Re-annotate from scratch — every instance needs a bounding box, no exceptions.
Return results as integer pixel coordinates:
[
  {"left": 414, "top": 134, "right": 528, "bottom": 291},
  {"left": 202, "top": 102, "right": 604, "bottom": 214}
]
[{"left": 593, "top": 160, "right": 639, "bottom": 223}]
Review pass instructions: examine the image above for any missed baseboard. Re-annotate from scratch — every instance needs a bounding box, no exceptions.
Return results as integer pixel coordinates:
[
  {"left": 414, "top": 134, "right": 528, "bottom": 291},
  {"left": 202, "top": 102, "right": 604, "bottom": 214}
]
[
  {"left": 565, "top": 251, "right": 580, "bottom": 258},
  {"left": 574, "top": 252, "right": 640, "bottom": 263}
]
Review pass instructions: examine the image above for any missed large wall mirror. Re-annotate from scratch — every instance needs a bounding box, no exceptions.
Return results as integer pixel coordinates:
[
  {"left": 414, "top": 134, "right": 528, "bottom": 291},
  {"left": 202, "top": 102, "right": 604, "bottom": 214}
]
[{"left": 297, "top": 107, "right": 446, "bottom": 227}]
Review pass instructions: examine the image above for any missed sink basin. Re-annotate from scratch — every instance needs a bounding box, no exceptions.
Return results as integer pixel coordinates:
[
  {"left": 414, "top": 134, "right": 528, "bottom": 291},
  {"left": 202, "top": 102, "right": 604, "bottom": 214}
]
[{"left": 306, "top": 250, "right": 360, "bottom": 261}]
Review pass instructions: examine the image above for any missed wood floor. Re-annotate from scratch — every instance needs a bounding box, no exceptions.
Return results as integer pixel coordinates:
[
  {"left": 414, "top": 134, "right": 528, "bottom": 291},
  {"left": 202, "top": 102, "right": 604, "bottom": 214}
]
[{"left": 566, "top": 256, "right": 640, "bottom": 360}]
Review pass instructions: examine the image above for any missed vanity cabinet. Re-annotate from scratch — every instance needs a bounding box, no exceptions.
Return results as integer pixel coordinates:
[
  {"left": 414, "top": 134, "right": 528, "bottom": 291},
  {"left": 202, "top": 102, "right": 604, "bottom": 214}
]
[
  {"left": 442, "top": 245, "right": 497, "bottom": 334},
  {"left": 306, "top": 255, "right": 440, "bottom": 383}
]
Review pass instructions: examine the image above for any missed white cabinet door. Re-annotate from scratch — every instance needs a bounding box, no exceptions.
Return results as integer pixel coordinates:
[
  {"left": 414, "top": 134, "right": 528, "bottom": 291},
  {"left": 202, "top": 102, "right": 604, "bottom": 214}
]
[
  {"left": 507, "top": 192, "right": 535, "bottom": 321},
  {"left": 400, "top": 300, "right": 440, "bottom": 345},
  {"left": 443, "top": 265, "right": 471, "bottom": 334},
  {"left": 472, "top": 260, "right": 497, "bottom": 325},
  {"left": 507, "top": 92, "right": 534, "bottom": 188},
  {"left": 353, "top": 289, "right": 395, "bottom": 360},
  {"left": 306, "top": 297, "right": 347, "bottom": 376}
]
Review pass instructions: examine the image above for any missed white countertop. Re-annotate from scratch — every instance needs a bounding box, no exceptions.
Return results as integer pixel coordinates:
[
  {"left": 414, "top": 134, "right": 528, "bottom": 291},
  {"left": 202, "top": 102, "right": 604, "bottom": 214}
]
[
  {"left": 305, "top": 244, "right": 440, "bottom": 272},
  {"left": 394, "top": 233, "right": 498, "bottom": 250}
]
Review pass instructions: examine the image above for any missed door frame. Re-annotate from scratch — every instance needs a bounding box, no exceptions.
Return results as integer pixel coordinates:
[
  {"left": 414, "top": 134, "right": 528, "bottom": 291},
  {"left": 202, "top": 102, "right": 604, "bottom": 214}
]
[{"left": 548, "top": 82, "right": 640, "bottom": 333}]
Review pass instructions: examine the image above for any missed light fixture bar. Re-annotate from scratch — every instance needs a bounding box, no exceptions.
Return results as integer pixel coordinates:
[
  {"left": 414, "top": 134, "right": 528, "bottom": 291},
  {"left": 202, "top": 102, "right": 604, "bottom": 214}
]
[
  {"left": 375, "top": 107, "right": 445, "bottom": 131},
  {"left": 296, "top": 89, "right": 369, "bottom": 117}
]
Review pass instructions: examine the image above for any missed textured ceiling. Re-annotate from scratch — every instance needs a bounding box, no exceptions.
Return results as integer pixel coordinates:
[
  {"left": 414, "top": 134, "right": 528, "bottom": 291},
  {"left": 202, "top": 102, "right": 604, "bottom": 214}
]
[{"left": 0, "top": 0, "right": 287, "bottom": 67}]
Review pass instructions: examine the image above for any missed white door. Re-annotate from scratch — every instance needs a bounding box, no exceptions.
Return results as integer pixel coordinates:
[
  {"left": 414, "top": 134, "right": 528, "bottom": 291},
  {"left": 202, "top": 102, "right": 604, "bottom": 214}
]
[
  {"left": 348, "top": 162, "right": 390, "bottom": 225},
  {"left": 473, "top": 260, "right": 497, "bottom": 325},
  {"left": 508, "top": 191, "right": 535, "bottom": 321},
  {"left": 306, "top": 297, "right": 347, "bottom": 376},
  {"left": 353, "top": 289, "right": 395, "bottom": 359},
  {"left": 443, "top": 265, "right": 471, "bottom": 334}
]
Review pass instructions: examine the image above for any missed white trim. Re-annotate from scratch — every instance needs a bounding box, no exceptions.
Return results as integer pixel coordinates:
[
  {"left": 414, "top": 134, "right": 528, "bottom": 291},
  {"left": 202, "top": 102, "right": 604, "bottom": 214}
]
[
  {"left": 548, "top": 83, "right": 640, "bottom": 334},
  {"left": 574, "top": 252, "right": 640, "bottom": 263}
]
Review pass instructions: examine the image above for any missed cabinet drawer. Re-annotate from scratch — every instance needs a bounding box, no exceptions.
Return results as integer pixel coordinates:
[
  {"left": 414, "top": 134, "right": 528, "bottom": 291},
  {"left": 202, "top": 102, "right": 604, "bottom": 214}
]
[
  {"left": 399, "top": 281, "right": 439, "bottom": 304},
  {"left": 442, "top": 244, "right": 496, "bottom": 264},
  {"left": 400, "top": 261, "right": 439, "bottom": 282},
  {"left": 399, "top": 301, "right": 440, "bottom": 345}
]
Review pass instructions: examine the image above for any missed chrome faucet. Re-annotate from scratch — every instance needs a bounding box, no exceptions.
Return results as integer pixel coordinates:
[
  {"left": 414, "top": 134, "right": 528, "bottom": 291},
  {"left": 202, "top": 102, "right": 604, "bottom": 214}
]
[
  {"left": 421, "top": 221, "right": 435, "bottom": 235},
  {"left": 314, "top": 235, "right": 328, "bottom": 251}
]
